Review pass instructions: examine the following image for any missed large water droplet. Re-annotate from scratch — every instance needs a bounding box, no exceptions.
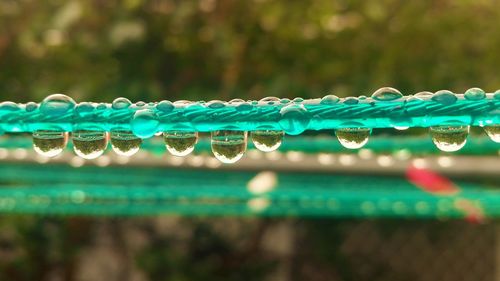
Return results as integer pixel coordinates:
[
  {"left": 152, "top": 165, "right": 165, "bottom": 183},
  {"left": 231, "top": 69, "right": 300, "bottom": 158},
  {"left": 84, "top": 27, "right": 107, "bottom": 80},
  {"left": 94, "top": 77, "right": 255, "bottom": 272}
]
[
  {"left": 371, "top": 87, "right": 403, "bottom": 101},
  {"left": 211, "top": 130, "right": 247, "bottom": 163},
  {"left": 131, "top": 109, "right": 159, "bottom": 138},
  {"left": 72, "top": 131, "right": 108, "bottom": 159},
  {"left": 336, "top": 128, "right": 371, "bottom": 149},
  {"left": 259, "top": 97, "right": 280, "bottom": 105},
  {"left": 40, "top": 94, "right": 76, "bottom": 116},
  {"left": 33, "top": 130, "right": 68, "bottom": 157},
  {"left": 429, "top": 125, "right": 469, "bottom": 152},
  {"left": 251, "top": 130, "right": 284, "bottom": 152},
  {"left": 157, "top": 100, "right": 174, "bottom": 113},
  {"left": 464, "top": 88, "right": 486, "bottom": 100},
  {"left": 164, "top": 131, "right": 198, "bottom": 156},
  {"left": 279, "top": 104, "right": 310, "bottom": 135},
  {"left": 484, "top": 125, "right": 500, "bottom": 143},
  {"left": 112, "top": 97, "right": 132, "bottom": 110},
  {"left": 432, "top": 90, "right": 457, "bottom": 105},
  {"left": 414, "top": 91, "right": 433, "bottom": 99},
  {"left": 110, "top": 130, "right": 142, "bottom": 156},
  {"left": 320, "top": 95, "right": 340, "bottom": 105}
]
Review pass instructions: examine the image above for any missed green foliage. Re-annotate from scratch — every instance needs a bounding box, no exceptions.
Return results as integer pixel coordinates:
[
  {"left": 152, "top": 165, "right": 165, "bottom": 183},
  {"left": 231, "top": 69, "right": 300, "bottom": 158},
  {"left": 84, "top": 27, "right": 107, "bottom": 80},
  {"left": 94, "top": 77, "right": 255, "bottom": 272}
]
[{"left": 1, "top": 0, "right": 500, "bottom": 103}]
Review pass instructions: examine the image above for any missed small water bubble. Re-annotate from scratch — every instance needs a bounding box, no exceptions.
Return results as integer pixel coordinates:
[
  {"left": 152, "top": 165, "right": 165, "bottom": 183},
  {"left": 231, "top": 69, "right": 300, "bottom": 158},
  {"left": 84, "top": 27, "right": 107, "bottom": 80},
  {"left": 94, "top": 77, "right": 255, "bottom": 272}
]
[
  {"left": 25, "top": 102, "right": 38, "bottom": 112},
  {"left": 484, "top": 125, "right": 500, "bottom": 143},
  {"left": 75, "top": 102, "right": 95, "bottom": 114},
  {"left": 33, "top": 130, "right": 69, "bottom": 157},
  {"left": 157, "top": 100, "right": 175, "bottom": 113},
  {"left": 164, "top": 131, "right": 198, "bottom": 156},
  {"left": 320, "top": 95, "right": 340, "bottom": 105},
  {"left": 260, "top": 97, "right": 280, "bottom": 105},
  {"left": 211, "top": 130, "right": 247, "bottom": 163},
  {"left": 343, "top": 97, "right": 359, "bottom": 104},
  {"left": 40, "top": 94, "right": 76, "bottom": 116},
  {"left": 336, "top": 127, "right": 371, "bottom": 149},
  {"left": 229, "top": 98, "right": 245, "bottom": 104},
  {"left": 0, "top": 102, "right": 20, "bottom": 113},
  {"left": 72, "top": 131, "right": 108, "bottom": 159},
  {"left": 292, "top": 97, "right": 304, "bottom": 103},
  {"left": 432, "top": 90, "right": 457, "bottom": 105},
  {"left": 131, "top": 109, "right": 159, "bottom": 138},
  {"left": 251, "top": 130, "right": 284, "bottom": 152},
  {"left": 371, "top": 87, "right": 403, "bottom": 101},
  {"left": 279, "top": 98, "right": 290, "bottom": 104},
  {"left": 414, "top": 91, "right": 433, "bottom": 99},
  {"left": 464, "top": 87, "right": 486, "bottom": 100},
  {"left": 207, "top": 100, "right": 225, "bottom": 108},
  {"left": 494, "top": 90, "right": 500, "bottom": 100},
  {"left": 112, "top": 97, "right": 132, "bottom": 110},
  {"left": 429, "top": 125, "right": 469, "bottom": 152},
  {"left": 110, "top": 130, "right": 142, "bottom": 156},
  {"left": 279, "top": 104, "right": 310, "bottom": 135}
]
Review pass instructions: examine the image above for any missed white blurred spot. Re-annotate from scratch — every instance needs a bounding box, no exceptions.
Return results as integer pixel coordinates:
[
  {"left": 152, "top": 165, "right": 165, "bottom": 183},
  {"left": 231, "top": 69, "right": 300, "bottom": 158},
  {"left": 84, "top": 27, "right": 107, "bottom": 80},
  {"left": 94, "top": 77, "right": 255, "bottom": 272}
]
[
  {"left": 286, "top": 151, "right": 304, "bottom": 162},
  {"left": 317, "top": 153, "right": 335, "bottom": 165},
  {"left": 394, "top": 149, "right": 411, "bottom": 160},
  {"left": 247, "top": 149, "right": 263, "bottom": 160},
  {"left": 358, "top": 148, "right": 373, "bottom": 160},
  {"left": 169, "top": 156, "right": 184, "bottom": 166},
  {"left": 205, "top": 157, "right": 221, "bottom": 168},
  {"left": 338, "top": 154, "right": 356, "bottom": 166},
  {"left": 0, "top": 148, "right": 9, "bottom": 159},
  {"left": 247, "top": 197, "right": 270, "bottom": 213},
  {"left": 96, "top": 155, "right": 111, "bottom": 167},
  {"left": 265, "top": 151, "right": 282, "bottom": 161},
  {"left": 247, "top": 171, "right": 277, "bottom": 195},
  {"left": 70, "top": 156, "right": 85, "bottom": 167},
  {"left": 412, "top": 158, "right": 427, "bottom": 169},
  {"left": 376, "top": 155, "right": 394, "bottom": 167},
  {"left": 115, "top": 155, "right": 130, "bottom": 165},
  {"left": 187, "top": 155, "right": 204, "bottom": 167},
  {"left": 12, "top": 148, "right": 28, "bottom": 159},
  {"left": 437, "top": 156, "right": 454, "bottom": 168}
]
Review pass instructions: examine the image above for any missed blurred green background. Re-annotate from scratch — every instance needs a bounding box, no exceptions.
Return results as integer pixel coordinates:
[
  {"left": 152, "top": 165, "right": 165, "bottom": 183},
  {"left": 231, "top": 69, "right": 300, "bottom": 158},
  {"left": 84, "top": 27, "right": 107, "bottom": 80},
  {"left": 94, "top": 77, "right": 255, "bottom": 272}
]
[
  {"left": 1, "top": 0, "right": 500, "bottom": 103},
  {"left": 1, "top": 0, "right": 499, "bottom": 280}
]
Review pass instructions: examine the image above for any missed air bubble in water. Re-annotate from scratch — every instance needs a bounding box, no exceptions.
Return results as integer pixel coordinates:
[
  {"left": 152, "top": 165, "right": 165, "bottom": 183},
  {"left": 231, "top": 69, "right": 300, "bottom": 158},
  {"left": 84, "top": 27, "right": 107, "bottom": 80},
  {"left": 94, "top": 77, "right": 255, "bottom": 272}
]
[
  {"left": 251, "top": 130, "right": 284, "bottom": 152},
  {"left": 336, "top": 128, "right": 371, "bottom": 149},
  {"left": 72, "top": 131, "right": 108, "bottom": 159},
  {"left": 429, "top": 125, "right": 469, "bottom": 152},
  {"left": 484, "top": 125, "right": 500, "bottom": 143},
  {"left": 33, "top": 130, "right": 69, "bottom": 157},
  {"left": 164, "top": 131, "right": 198, "bottom": 156},
  {"left": 211, "top": 130, "right": 247, "bottom": 163},
  {"left": 110, "top": 130, "right": 142, "bottom": 156}
]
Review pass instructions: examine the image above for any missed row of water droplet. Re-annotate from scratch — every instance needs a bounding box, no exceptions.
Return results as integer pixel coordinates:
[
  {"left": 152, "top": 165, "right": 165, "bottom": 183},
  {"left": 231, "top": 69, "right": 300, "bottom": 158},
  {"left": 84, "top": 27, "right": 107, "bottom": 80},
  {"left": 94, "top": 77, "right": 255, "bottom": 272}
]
[{"left": 32, "top": 124, "right": 500, "bottom": 164}]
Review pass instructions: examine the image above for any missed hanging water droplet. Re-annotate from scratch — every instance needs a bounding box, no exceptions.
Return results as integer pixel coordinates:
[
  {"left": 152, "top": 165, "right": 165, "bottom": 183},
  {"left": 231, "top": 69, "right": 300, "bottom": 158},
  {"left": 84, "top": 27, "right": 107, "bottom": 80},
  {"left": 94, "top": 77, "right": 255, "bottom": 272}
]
[
  {"left": 112, "top": 97, "right": 132, "bottom": 110},
  {"left": 164, "top": 131, "right": 198, "bottom": 156},
  {"left": 336, "top": 128, "right": 371, "bottom": 149},
  {"left": 464, "top": 88, "right": 486, "bottom": 100},
  {"left": 33, "top": 130, "right": 68, "bottom": 157},
  {"left": 484, "top": 125, "right": 500, "bottom": 143},
  {"left": 394, "top": 126, "right": 409, "bottom": 130},
  {"left": 40, "top": 94, "right": 76, "bottom": 116},
  {"left": 211, "top": 130, "right": 247, "bottom": 163},
  {"left": 251, "top": 130, "right": 284, "bottom": 152},
  {"left": 72, "top": 131, "right": 108, "bottom": 159},
  {"left": 429, "top": 125, "right": 469, "bottom": 152},
  {"left": 371, "top": 87, "right": 403, "bottom": 101},
  {"left": 110, "top": 130, "right": 142, "bottom": 156}
]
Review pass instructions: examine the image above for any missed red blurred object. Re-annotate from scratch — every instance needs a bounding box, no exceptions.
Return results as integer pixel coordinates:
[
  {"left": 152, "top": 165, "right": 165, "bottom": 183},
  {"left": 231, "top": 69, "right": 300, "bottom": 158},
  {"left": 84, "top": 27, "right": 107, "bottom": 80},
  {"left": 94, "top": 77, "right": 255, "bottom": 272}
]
[{"left": 406, "top": 165, "right": 459, "bottom": 195}]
